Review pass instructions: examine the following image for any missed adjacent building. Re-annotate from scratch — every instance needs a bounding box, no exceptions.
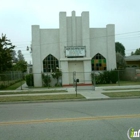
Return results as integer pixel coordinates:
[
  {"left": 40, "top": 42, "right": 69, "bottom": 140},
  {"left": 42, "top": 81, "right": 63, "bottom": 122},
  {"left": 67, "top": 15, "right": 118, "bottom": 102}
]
[
  {"left": 125, "top": 55, "right": 140, "bottom": 68},
  {"left": 32, "top": 11, "right": 116, "bottom": 87}
]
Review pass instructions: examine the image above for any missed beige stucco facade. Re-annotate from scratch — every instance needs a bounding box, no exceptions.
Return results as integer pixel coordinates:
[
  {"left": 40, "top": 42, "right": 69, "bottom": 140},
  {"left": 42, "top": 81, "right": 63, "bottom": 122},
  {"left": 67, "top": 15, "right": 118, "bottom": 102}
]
[{"left": 32, "top": 11, "right": 116, "bottom": 87}]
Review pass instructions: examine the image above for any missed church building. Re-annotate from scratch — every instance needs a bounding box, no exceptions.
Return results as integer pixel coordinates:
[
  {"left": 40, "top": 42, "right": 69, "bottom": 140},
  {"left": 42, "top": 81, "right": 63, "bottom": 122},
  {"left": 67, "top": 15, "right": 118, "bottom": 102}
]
[{"left": 32, "top": 11, "right": 116, "bottom": 87}]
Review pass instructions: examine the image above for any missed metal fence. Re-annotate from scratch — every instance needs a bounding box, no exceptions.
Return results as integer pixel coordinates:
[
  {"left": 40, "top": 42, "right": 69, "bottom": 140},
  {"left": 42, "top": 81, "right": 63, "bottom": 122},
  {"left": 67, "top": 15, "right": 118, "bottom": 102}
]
[
  {"left": 72, "top": 72, "right": 94, "bottom": 90},
  {"left": 0, "top": 71, "right": 23, "bottom": 89},
  {"left": 92, "top": 68, "right": 140, "bottom": 86},
  {"left": 24, "top": 68, "right": 140, "bottom": 90},
  {"left": 26, "top": 68, "right": 140, "bottom": 88},
  {"left": 30, "top": 72, "right": 93, "bottom": 89}
]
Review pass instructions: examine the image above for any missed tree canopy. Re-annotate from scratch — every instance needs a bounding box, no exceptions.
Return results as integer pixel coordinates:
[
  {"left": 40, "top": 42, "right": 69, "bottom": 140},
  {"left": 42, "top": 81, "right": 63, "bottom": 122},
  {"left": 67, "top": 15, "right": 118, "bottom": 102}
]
[
  {"left": 17, "top": 50, "right": 25, "bottom": 61},
  {"left": 0, "top": 34, "right": 15, "bottom": 73},
  {"left": 11, "top": 50, "right": 18, "bottom": 63},
  {"left": 131, "top": 48, "right": 140, "bottom": 55},
  {"left": 12, "top": 50, "right": 27, "bottom": 72},
  {"left": 115, "top": 42, "right": 125, "bottom": 56},
  {"left": 12, "top": 60, "right": 27, "bottom": 72},
  {"left": 116, "top": 52, "right": 126, "bottom": 69}
]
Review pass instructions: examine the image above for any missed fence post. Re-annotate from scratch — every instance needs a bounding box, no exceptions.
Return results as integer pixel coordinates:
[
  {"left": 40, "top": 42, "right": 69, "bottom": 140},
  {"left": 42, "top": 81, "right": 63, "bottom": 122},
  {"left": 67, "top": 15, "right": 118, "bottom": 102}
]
[
  {"left": 92, "top": 71, "right": 96, "bottom": 90},
  {"left": 20, "top": 72, "right": 22, "bottom": 90},
  {"left": 10, "top": 71, "right": 12, "bottom": 81},
  {"left": 47, "top": 72, "right": 49, "bottom": 89},
  {"left": 13, "top": 71, "right": 15, "bottom": 80},
  {"left": 118, "top": 70, "right": 120, "bottom": 86},
  {"left": 73, "top": 71, "right": 76, "bottom": 87},
  {"left": 75, "top": 80, "right": 77, "bottom": 97}
]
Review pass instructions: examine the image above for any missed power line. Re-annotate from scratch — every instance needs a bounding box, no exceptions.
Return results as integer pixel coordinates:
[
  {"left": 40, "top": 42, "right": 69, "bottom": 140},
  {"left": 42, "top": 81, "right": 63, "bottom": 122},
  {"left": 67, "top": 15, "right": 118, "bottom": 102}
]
[{"left": 9, "top": 30, "right": 140, "bottom": 46}]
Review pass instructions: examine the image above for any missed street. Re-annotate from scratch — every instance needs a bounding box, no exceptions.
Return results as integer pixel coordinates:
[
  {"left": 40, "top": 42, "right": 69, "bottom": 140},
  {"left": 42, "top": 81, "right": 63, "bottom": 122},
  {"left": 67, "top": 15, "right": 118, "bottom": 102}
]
[{"left": 0, "top": 99, "right": 140, "bottom": 140}]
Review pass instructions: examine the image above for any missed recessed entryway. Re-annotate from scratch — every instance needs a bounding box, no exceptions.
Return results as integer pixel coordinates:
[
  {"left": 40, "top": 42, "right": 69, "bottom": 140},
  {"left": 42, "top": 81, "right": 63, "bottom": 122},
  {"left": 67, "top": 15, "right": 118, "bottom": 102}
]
[{"left": 68, "top": 61, "right": 84, "bottom": 84}]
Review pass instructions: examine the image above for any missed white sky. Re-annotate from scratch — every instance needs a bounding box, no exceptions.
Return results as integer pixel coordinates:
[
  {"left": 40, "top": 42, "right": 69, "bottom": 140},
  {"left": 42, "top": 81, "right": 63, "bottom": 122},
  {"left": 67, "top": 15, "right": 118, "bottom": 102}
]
[{"left": 0, "top": 0, "right": 140, "bottom": 63}]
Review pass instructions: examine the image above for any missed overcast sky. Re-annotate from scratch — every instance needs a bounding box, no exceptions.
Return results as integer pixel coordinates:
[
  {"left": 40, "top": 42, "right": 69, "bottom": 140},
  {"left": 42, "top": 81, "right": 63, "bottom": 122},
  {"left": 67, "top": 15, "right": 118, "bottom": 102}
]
[{"left": 0, "top": 0, "right": 140, "bottom": 63}]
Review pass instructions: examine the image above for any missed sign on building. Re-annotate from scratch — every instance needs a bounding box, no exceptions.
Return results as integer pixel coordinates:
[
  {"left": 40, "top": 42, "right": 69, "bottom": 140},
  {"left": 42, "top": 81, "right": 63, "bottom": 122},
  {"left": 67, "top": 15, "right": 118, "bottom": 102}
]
[{"left": 65, "top": 46, "right": 86, "bottom": 57}]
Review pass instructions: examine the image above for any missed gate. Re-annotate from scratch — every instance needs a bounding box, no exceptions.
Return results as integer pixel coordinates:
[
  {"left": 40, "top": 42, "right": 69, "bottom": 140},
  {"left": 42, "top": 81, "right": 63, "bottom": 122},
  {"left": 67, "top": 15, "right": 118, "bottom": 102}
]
[{"left": 73, "top": 71, "right": 95, "bottom": 90}]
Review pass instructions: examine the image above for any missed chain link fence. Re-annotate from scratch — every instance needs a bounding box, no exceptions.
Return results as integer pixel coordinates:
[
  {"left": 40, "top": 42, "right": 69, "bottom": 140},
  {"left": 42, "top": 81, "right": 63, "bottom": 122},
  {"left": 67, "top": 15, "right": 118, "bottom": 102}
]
[
  {"left": 92, "top": 68, "right": 140, "bottom": 86},
  {"left": 72, "top": 72, "right": 94, "bottom": 90},
  {"left": 0, "top": 71, "right": 23, "bottom": 89},
  {"left": 27, "top": 72, "right": 93, "bottom": 89},
  {"left": 25, "top": 68, "right": 140, "bottom": 88},
  {"left": 25, "top": 72, "right": 63, "bottom": 88}
]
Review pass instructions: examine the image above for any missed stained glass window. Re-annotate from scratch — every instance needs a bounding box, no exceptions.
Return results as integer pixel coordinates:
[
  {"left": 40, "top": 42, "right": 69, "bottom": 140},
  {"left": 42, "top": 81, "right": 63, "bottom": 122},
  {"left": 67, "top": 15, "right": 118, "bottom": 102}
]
[
  {"left": 43, "top": 54, "right": 59, "bottom": 72},
  {"left": 91, "top": 53, "right": 106, "bottom": 71}
]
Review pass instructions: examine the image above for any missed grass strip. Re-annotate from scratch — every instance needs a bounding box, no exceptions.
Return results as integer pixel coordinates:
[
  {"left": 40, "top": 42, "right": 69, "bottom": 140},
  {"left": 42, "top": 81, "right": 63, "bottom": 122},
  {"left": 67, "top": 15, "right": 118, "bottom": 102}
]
[
  {"left": 96, "top": 81, "right": 140, "bottom": 87},
  {"left": 4, "top": 81, "right": 25, "bottom": 90},
  {"left": 104, "top": 88, "right": 140, "bottom": 91},
  {"left": 102, "top": 91, "right": 140, "bottom": 98},
  {"left": 0, "top": 94, "right": 85, "bottom": 102},
  {"left": 0, "top": 90, "right": 67, "bottom": 95}
]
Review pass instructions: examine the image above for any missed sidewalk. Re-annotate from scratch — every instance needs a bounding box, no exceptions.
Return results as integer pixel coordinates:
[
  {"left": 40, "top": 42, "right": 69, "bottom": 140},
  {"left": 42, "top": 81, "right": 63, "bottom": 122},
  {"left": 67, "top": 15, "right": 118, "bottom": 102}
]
[
  {"left": 1, "top": 83, "right": 140, "bottom": 100},
  {"left": 0, "top": 83, "right": 109, "bottom": 99}
]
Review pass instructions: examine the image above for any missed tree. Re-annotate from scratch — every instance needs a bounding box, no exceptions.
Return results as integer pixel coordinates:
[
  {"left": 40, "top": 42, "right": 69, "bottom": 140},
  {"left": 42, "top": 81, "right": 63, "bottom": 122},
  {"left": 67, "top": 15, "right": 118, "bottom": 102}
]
[
  {"left": 131, "top": 48, "right": 140, "bottom": 55},
  {"left": 17, "top": 50, "right": 25, "bottom": 61},
  {"left": 12, "top": 60, "right": 27, "bottom": 72},
  {"left": 12, "top": 50, "right": 27, "bottom": 72},
  {"left": 116, "top": 52, "right": 126, "bottom": 69},
  {"left": 11, "top": 50, "right": 18, "bottom": 63},
  {"left": 115, "top": 42, "right": 125, "bottom": 56},
  {"left": 0, "top": 34, "right": 15, "bottom": 73}
]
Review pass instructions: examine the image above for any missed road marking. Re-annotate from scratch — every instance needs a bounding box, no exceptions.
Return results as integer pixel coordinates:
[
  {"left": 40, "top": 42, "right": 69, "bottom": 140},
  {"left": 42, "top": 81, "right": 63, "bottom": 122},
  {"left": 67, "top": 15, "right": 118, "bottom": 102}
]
[{"left": 0, "top": 114, "right": 140, "bottom": 126}]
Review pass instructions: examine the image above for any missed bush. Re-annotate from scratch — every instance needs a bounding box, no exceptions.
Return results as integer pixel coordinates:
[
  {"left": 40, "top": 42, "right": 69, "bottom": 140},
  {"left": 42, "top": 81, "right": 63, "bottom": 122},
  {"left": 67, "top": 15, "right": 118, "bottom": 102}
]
[
  {"left": 51, "top": 69, "right": 62, "bottom": 86},
  {"left": 0, "top": 75, "right": 6, "bottom": 81},
  {"left": 0, "top": 84, "right": 7, "bottom": 89},
  {"left": 26, "top": 74, "right": 34, "bottom": 86},
  {"left": 42, "top": 74, "right": 51, "bottom": 87},
  {"left": 110, "top": 70, "right": 118, "bottom": 83},
  {"left": 93, "top": 70, "right": 118, "bottom": 84}
]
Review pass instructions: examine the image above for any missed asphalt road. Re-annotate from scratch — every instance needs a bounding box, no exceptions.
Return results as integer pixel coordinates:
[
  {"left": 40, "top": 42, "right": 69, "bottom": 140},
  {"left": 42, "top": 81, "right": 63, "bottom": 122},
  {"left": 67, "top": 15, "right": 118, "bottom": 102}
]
[{"left": 0, "top": 99, "right": 140, "bottom": 140}]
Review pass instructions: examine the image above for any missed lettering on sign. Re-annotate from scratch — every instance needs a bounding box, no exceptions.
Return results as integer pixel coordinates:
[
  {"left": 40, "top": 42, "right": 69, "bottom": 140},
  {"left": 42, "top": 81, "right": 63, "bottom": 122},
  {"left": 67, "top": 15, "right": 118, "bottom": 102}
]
[{"left": 65, "top": 46, "right": 86, "bottom": 57}]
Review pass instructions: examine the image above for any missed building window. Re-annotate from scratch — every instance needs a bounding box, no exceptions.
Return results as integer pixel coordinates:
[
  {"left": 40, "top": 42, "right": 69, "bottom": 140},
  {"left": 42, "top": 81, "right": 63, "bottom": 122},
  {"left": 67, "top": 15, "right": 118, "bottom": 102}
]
[
  {"left": 43, "top": 54, "right": 59, "bottom": 72},
  {"left": 91, "top": 53, "right": 106, "bottom": 71}
]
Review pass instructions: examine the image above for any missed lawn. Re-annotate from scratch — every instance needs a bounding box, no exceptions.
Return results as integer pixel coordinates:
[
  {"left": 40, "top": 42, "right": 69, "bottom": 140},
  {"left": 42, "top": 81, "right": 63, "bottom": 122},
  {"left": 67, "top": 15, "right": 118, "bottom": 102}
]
[
  {"left": 0, "top": 94, "right": 85, "bottom": 102},
  {"left": 102, "top": 91, "right": 140, "bottom": 98},
  {"left": 0, "top": 90, "right": 67, "bottom": 95},
  {"left": 96, "top": 81, "right": 140, "bottom": 87},
  {"left": 3, "top": 80, "right": 25, "bottom": 90},
  {"left": 104, "top": 88, "right": 140, "bottom": 91}
]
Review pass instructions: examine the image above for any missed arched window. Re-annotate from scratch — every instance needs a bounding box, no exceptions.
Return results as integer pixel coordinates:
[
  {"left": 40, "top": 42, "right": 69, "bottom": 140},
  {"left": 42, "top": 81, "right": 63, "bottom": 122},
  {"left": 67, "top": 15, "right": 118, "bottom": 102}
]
[
  {"left": 91, "top": 53, "right": 106, "bottom": 71},
  {"left": 43, "top": 54, "right": 59, "bottom": 72}
]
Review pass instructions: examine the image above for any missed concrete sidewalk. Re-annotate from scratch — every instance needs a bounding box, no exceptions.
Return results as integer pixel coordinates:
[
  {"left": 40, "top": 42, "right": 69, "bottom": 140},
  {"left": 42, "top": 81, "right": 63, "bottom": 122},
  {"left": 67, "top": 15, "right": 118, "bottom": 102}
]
[
  {"left": 1, "top": 83, "right": 140, "bottom": 100},
  {"left": 0, "top": 83, "right": 109, "bottom": 99},
  {"left": 0, "top": 90, "right": 109, "bottom": 100},
  {"left": 78, "top": 90, "right": 109, "bottom": 99}
]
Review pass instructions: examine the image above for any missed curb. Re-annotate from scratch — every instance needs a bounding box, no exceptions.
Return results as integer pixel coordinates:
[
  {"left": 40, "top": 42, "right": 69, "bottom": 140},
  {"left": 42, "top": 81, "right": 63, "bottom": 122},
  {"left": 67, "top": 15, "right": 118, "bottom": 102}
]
[{"left": 0, "top": 96, "right": 140, "bottom": 104}]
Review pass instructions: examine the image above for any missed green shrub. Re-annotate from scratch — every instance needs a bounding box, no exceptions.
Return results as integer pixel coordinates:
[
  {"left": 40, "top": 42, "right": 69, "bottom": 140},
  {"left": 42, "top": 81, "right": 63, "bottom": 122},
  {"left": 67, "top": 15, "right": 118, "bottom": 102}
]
[
  {"left": 51, "top": 69, "right": 62, "bottom": 86},
  {"left": 93, "top": 70, "right": 118, "bottom": 84},
  {"left": 0, "top": 75, "right": 6, "bottom": 81},
  {"left": 0, "top": 84, "right": 7, "bottom": 89},
  {"left": 42, "top": 74, "right": 51, "bottom": 87},
  {"left": 110, "top": 70, "right": 118, "bottom": 83},
  {"left": 26, "top": 74, "right": 34, "bottom": 86}
]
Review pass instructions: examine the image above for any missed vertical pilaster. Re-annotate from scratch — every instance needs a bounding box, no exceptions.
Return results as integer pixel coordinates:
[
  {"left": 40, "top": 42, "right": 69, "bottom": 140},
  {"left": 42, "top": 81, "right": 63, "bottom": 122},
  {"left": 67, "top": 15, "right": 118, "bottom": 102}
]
[
  {"left": 106, "top": 24, "right": 116, "bottom": 70},
  {"left": 83, "top": 60, "right": 92, "bottom": 84},
  {"left": 60, "top": 61, "right": 69, "bottom": 85},
  {"left": 72, "top": 11, "right": 76, "bottom": 46},
  {"left": 81, "top": 12, "right": 90, "bottom": 57},
  {"left": 32, "top": 25, "right": 42, "bottom": 87},
  {"left": 59, "top": 12, "right": 67, "bottom": 58}
]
